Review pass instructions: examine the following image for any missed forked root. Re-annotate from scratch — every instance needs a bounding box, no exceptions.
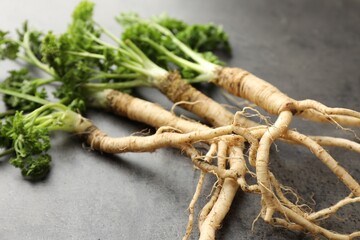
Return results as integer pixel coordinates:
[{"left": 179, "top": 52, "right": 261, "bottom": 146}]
[
  {"left": 199, "top": 143, "right": 246, "bottom": 240},
  {"left": 308, "top": 136, "right": 360, "bottom": 153},
  {"left": 91, "top": 89, "right": 360, "bottom": 239},
  {"left": 274, "top": 206, "right": 360, "bottom": 240},
  {"left": 297, "top": 99, "right": 360, "bottom": 127},
  {"left": 306, "top": 195, "right": 360, "bottom": 221},
  {"left": 256, "top": 111, "right": 293, "bottom": 222},
  {"left": 284, "top": 131, "right": 360, "bottom": 197},
  {"left": 199, "top": 178, "right": 238, "bottom": 240},
  {"left": 198, "top": 141, "right": 229, "bottom": 231},
  {"left": 253, "top": 110, "right": 360, "bottom": 239},
  {"left": 183, "top": 144, "right": 217, "bottom": 240},
  {"left": 258, "top": 170, "right": 360, "bottom": 239},
  {"left": 214, "top": 67, "right": 360, "bottom": 128},
  {"left": 198, "top": 179, "right": 224, "bottom": 230}
]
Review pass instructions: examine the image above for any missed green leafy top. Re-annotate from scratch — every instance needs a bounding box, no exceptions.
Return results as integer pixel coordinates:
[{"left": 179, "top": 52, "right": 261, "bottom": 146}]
[
  {"left": 120, "top": 22, "right": 172, "bottom": 68},
  {"left": 3, "top": 111, "right": 51, "bottom": 180},
  {"left": 41, "top": 32, "right": 95, "bottom": 112},
  {"left": 0, "top": 31, "right": 19, "bottom": 60},
  {"left": 154, "top": 14, "right": 231, "bottom": 54},
  {"left": 117, "top": 13, "right": 231, "bottom": 79},
  {"left": 16, "top": 21, "right": 45, "bottom": 61},
  {"left": 0, "top": 89, "right": 93, "bottom": 180},
  {"left": 1, "top": 21, "right": 56, "bottom": 76},
  {"left": 39, "top": 1, "right": 137, "bottom": 111},
  {"left": 0, "top": 69, "right": 48, "bottom": 112},
  {"left": 72, "top": 0, "right": 95, "bottom": 21},
  {"left": 117, "top": 13, "right": 223, "bottom": 81}
]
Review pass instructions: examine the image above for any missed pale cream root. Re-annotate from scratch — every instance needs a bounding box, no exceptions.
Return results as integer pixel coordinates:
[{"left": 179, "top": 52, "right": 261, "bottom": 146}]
[
  {"left": 269, "top": 218, "right": 305, "bottom": 232},
  {"left": 306, "top": 195, "right": 360, "bottom": 221},
  {"left": 280, "top": 206, "right": 359, "bottom": 240},
  {"left": 85, "top": 114, "right": 261, "bottom": 179},
  {"left": 90, "top": 89, "right": 360, "bottom": 239},
  {"left": 269, "top": 172, "right": 307, "bottom": 217},
  {"left": 199, "top": 144, "right": 245, "bottom": 240},
  {"left": 95, "top": 90, "right": 259, "bottom": 239},
  {"left": 86, "top": 125, "right": 235, "bottom": 153},
  {"left": 308, "top": 136, "right": 360, "bottom": 153},
  {"left": 183, "top": 143, "right": 217, "bottom": 240},
  {"left": 285, "top": 131, "right": 360, "bottom": 196},
  {"left": 198, "top": 141, "right": 228, "bottom": 230},
  {"left": 298, "top": 108, "right": 360, "bottom": 126},
  {"left": 256, "top": 111, "right": 293, "bottom": 222},
  {"left": 184, "top": 146, "right": 239, "bottom": 180},
  {"left": 199, "top": 178, "right": 238, "bottom": 240},
  {"left": 297, "top": 99, "right": 360, "bottom": 123},
  {"left": 183, "top": 170, "right": 207, "bottom": 240},
  {"left": 249, "top": 125, "right": 360, "bottom": 154},
  {"left": 198, "top": 179, "right": 224, "bottom": 229},
  {"left": 253, "top": 111, "right": 360, "bottom": 238},
  {"left": 158, "top": 72, "right": 258, "bottom": 128},
  {"left": 236, "top": 139, "right": 260, "bottom": 193},
  {"left": 198, "top": 141, "right": 228, "bottom": 240},
  {"left": 213, "top": 67, "right": 360, "bottom": 127},
  {"left": 213, "top": 68, "right": 295, "bottom": 116},
  {"left": 99, "top": 90, "right": 360, "bottom": 156},
  {"left": 100, "top": 89, "right": 210, "bottom": 132}
]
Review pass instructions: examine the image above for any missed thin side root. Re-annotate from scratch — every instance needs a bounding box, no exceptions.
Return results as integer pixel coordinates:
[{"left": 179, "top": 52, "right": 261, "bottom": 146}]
[
  {"left": 285, "top": 131, "right": 360, "bottom": 197},
  {"left": 183, "top": 144, "right": 217, "bottom": 240},
  {"left": 306, "top": 196, "right": 360, "bottom": 221}
]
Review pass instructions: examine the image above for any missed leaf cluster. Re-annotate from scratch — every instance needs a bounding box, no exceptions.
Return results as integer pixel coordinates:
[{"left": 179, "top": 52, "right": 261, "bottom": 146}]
[
  {"left": 0, "top": 31, "right": 19, "bottom": 60},
  {"left": 2, "top": 112, "right": 51, "bottom": 180},
  {"left": 41, "top": 33, "right": 92, "bottom": 111},
  {"left": 0, "top": 69, "right": 47, "bottom": 112},
  {"left": 1, "top": 1, "right": 234, "bottom": 179},
  {"left": 17, "top": 21, "right": 45, "bottom": 61},
  {"left": 118, "top": 13, "right": 231, "bottom": 78},
  {"left": 39, "top": 2, "right": 127, "bottom": 111},
  {"left": 155, "top": 14, "right": 231, "bottom": 54}
]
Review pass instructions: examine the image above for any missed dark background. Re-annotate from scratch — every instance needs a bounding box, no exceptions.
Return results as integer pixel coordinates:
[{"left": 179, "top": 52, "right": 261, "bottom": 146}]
[{"left": 0, "top": 0, "right": 359, "bottom": 239}]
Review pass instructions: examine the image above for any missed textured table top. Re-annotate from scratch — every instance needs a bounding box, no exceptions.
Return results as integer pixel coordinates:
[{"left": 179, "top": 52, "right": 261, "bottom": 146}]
[{"left": 0, "top": 0, "right": 359, "bottom": 239}]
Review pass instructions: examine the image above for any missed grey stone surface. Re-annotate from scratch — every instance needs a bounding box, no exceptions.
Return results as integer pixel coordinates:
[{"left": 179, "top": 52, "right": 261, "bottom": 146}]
[{"left": 0, "top": 0, "right": 359, "bottom": 239}]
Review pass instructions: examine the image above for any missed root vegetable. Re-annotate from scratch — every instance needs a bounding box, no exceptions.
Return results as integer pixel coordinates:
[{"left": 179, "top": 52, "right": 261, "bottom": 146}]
[
  {"left": 115, "top": 15, "right": 360, "bottom": 238},
  {"left": 2, "top": 3, "right": 359, "bottom": 239},
  {"left": 213, "top": 68, "right": 360, "bottom": 126},
  {"left": 91, "top": 89, "right": 360, "bottom": 239}
]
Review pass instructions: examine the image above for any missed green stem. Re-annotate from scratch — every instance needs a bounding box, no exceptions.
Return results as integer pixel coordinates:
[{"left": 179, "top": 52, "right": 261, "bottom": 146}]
[
  {"left": 124, "top": 39, "right": 154, "bottom": 65},
  {"left": 33, "top": 118, "right": 54, "bottom": 129},
  {"left": 25, "top": 103, "right": 68, "bottom": 122},
  {"left": 66, "top": 51, "right": 105, "bottom": 59},
  {"left": 95, "top": 21, "right": 122, "bottom": 45},
  {"left": 190, "top": 73, "right": 217, "bottom": 83},
  {"left": 22, "top": 31, "right": 57, "bottom": 77},
  {"left": 124, "top": 40, "right": 168, "bottom": 77},
  {"left": 34, "top": 78, "right": 57, "bottom": 86},
  {"left": 142, "top": 37, "right": 205, "bottom": 74},
  {"left": 0, "top": 88, "right": 50, "bottom": 105},
  {"left": 17, "top": 55, "right": 34, "bottom": 65},
  {"left": 49, "top": 110, "right": 92, "bottom": 133},
  {"left": 25, "top": 112, "right": 66, "bottom": 132},
  {"left": 86, "top": 31, "right": 120, "bottom": 51},
  {"left": 87, "top": 72, "right": 139, "bottom": 81},
  {"left": 0, "top": 148, "right": 15, "bottom": 158},
  {"left": 120, "top": 62, "right": 159, "bottom": 79},
  {"left": 0, "top": 109, "right": 16, "bottom": 118},
  {"left": 83, "top": 79, "right": 151, "bottom": 90},
  {"left": 151, "top": 23, "right": 215, "bottom": 68},
  {"left": 117, "top": 45, "right": 144, "bottom": 63},
  {"left": 59, "top": 97, "right": 71, "bottom": 105}
]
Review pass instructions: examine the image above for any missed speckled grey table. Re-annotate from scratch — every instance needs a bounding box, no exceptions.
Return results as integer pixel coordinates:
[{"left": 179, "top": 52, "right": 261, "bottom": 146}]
[{"left": 0, "top": 0, "right": 359, "bottom": 239}]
